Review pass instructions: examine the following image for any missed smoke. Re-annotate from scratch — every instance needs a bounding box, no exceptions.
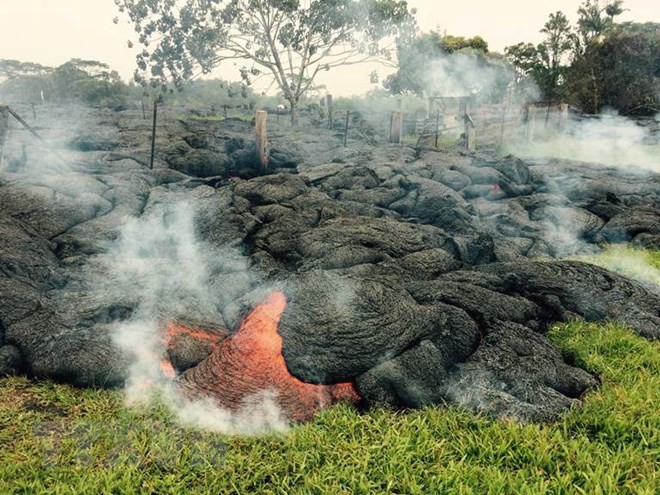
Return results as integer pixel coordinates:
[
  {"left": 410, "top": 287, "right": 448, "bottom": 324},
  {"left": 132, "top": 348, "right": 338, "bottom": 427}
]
[
  {"left": 420, "top": 51, "right": 513, "bottom": 101},
  {"left": 505, "top": 110, "right": 659, "bottom": 173},
  {"left": 106, "top": 200, "right": 290, "bottom": 434},
  {"left": 572, "top": 246, "right": 660, "bottom": 289},
  {"left": 0, "top": 103, "right": 101, "bottom": 176}
]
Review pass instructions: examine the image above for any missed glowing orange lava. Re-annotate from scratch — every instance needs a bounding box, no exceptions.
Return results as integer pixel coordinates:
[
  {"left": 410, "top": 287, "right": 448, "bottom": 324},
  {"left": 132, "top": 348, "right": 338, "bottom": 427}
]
[{"left": 176, "top": 291, "right": 361, "bottom": 422}]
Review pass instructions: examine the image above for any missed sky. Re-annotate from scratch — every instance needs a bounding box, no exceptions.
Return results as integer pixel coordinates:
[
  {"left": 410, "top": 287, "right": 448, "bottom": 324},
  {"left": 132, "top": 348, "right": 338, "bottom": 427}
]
[{"left": 1, "top": 0, "right": 658, "bottom": 96}]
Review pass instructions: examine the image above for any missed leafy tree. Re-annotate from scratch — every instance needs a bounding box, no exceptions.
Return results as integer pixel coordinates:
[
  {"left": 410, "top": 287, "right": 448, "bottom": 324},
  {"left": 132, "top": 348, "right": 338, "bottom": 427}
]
[
  {"left": 0, "top": 60, "right": 53, "bottom": 103},
  {"left": 541, "top": 12, "right": 573, "bottom": 76},
  {"left": 567, "top": 23, "right": 659, "bottom": 114},
  {"left": 505, "top": 11, "right": 573, "bottom": 100},
  {"left": 575, "top": 0, "right": 625, "bottom": 50},
  {"left": 166, "top": 79, "right": 257, "bottom": 109},
  {"left": 0, "top": 60, "right": 52, "bottom": 82},
  {"left": 605, "top": 0, "right": 626, "bottom": 22},
  {"left": 385, "top": 31, "right": 510, "bottom": 100},
  {"left": 51, "top": 59, "right": 132, "bottom": 109},
  {"left": 115, "top": 0, "right": 414, "bottom": 123}
]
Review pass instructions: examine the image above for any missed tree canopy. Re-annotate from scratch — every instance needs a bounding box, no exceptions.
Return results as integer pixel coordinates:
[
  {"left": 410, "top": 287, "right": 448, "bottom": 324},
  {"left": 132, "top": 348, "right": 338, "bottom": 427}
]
[
  {"left": 568, "top": 23, "right": 660, "bottom": 114},
  {"left": 115, "top": 0, "right": 414, "bottom": 122},
  {"left": 504, "top": 0, "right": 659, "bottom": 114},
  {"left": 0, "top": 59, "right": 135, "bottom": 109},
  {"left": 384, "top": 31, "right": 511, "bottom": 101},
  {"left": 505, "top": 11, "right": 573, "bottom": 100}
]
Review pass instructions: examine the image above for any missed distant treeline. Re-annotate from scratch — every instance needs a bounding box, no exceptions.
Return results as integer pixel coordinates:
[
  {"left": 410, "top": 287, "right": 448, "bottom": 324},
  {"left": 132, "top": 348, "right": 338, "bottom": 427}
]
[{"left": 0, "top": 58, "right": 266, "bottom": 111}]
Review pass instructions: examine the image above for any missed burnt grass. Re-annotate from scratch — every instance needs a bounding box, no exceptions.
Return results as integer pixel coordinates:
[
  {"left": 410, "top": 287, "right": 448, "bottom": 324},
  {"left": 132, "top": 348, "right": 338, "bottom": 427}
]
[{"left": 0, "top": 103, "right": 659, "bottom": 424}]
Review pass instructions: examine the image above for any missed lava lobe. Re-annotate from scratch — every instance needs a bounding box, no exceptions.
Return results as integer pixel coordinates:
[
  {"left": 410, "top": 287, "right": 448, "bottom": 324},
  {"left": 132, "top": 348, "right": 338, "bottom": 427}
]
[{"left": 172, "top": 291, "right": 360, "bottom": 422}]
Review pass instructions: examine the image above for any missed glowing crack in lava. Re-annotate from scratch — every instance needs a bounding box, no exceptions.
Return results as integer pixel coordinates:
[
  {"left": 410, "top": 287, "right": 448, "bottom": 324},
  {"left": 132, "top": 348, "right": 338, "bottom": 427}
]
[{"left": 166, "top": 291, "right": 361, "bottom": 422}]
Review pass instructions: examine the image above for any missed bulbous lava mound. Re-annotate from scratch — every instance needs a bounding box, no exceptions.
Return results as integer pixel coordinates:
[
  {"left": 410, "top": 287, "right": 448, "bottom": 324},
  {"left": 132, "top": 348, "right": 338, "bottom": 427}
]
[{"left": 174, "top": 291, "right": 360, "bottom": 422}]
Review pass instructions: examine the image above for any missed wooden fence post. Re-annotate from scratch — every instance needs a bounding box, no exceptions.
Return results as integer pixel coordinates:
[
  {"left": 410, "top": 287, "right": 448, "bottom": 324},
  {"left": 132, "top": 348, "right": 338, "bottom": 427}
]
[
  {"left": 498, "top": 101, "right": 507, "bottom": 147},
  {"left": 255, "top": 110, "right": 268, "bottom": 173},
  {"left": 559, "top": 103, "right": 569, "bottom": 133},
  {"left": 389, "top": 111, "right": 403, "bottom": 144},
  {"left": 0, "top": 105, "right": 9, "bottom": 165},
  {"left": 466, "top": 124, "right": 476, "bottom": 152},
  {"left": 326, "top": 94, "right": 333, "bottom": 128},
  {"left": 149, "top": 99, "right": 158, "bottom": 170},
  {"left": 343, "top": 110, "right": 350, "bottom": 147},
  {"left": 461, "top": 98, "right": 476, "bottom": 152},
  {"left": 435, "top": 109, "right": 441, "bottom": 148},
  {"left": 527, "top": 105, "right": 537, "bottom": 142}
]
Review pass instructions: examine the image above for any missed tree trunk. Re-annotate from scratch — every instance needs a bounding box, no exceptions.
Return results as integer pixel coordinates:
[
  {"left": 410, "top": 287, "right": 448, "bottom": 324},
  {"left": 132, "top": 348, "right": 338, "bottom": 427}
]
[{"left": 288, "top": 99, "right": 298, "bottom": 126}]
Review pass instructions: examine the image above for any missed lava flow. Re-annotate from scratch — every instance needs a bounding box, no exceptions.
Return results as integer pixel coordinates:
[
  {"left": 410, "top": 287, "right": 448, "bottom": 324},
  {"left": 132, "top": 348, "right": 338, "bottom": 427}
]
[
  {"left": 171, "top": 291, "right": 361, "bottom": 422},
  {"left": 161, "top": 323, "right": 227, "bottom": 378}
]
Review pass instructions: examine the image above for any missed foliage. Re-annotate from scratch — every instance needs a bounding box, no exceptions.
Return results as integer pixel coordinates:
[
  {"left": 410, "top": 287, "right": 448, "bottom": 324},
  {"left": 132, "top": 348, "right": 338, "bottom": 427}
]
[
  {"left": 385, "top": 31, "right": 512, "bottom": 102},
  {"left": 50, "top": 59, "right": 133, "bottom": 110},
  {"left": 571, "top": 245, "right": 660, "bottom": 286},
  {"left": 0, "top": 60, "right": 52, "bottom": 82},
  {"left": 504, "top": 1, "right": 658, "bottom": 114},
  {"left": 166, "top": 79, "right": 257, "bottom": 109},
  {"left": 575, "top": 0, "right": 627, "bottom": 51},
  {"left": 567, "top": 24, "right": 660, "bottom": 115},
  {"left": 0, "top": 59, "right": 137, "bottom": 110},
  {"left": 115, "top": 0, "right": 415, "bottom": 123},
  {"left": 1, "top": 314, "right": 659, "bottom": 493},
  {"left": 505, "top": 11, "right": 573, "bottom": 100}
]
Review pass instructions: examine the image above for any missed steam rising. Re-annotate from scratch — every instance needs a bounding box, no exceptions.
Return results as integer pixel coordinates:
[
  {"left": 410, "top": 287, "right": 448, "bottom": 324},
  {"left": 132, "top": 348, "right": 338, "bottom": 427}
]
[
  {"left": 506, "top": 111, "right": 659, "bottom": 173},
  {"left": 108, "top": 201, "right": 289, "bottom": 434},
  {"left": 421, "top": 51, "right": 512, "bottom": 99}
]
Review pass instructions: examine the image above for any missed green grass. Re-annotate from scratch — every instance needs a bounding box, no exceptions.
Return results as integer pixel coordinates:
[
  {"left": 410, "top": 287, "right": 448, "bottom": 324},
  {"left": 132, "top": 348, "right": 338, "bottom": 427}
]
[
  {"left": 1, "top": 319, "right": 658, "bottom": 494},
  {"left": 571, "top": 245, "right": 660, "bottom": 286}
]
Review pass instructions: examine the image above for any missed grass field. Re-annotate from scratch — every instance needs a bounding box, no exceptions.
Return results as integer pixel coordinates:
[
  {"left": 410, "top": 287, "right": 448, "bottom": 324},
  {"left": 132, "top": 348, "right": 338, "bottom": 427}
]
[{"left": 1, "top": 250, "right": 659, "bottom": 494}]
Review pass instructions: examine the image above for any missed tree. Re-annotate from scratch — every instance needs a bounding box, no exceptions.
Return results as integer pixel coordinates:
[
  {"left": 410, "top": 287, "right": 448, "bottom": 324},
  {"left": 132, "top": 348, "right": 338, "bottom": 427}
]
[
  {"left": 0, "top": 60, "right": 52, "bottom": 82},
  {"left": 0, "top": 60, "right": 54, "bottom": 103},
  {"left": 541, "top": 12, "right": 573, "bottom": 74},
  {"left": 575, "top": 0, "right": 624, "bottom": 50},
  {"left": 605, "top": 1, "right": 626, "bottom": 22},
  {"left": 505, "top": 11, "right": 573, "bottom": 100},
  {"left": 384, "top": 31, "right": 510, "bottom": 101},
  {"left": 51, "top": 59, "right": 131, "bottom": 109},
  {"left": 115, "top": 0, "right": 414, "bottom": 124},
  {"left": 567, "top": 22, "right": 659, "bottom": 114}
]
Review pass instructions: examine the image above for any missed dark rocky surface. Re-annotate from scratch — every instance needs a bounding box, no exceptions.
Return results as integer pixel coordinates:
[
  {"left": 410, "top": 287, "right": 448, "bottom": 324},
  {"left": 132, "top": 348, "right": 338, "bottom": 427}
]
[{"left": 0, "top": 105, "right": 658, "bottom": 421}]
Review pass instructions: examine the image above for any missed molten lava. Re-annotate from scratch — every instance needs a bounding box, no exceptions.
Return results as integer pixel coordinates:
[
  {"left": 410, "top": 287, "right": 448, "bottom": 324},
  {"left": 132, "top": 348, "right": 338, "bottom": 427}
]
[{"left": 175, "top": 291, "right": 360, "bottom": 422}]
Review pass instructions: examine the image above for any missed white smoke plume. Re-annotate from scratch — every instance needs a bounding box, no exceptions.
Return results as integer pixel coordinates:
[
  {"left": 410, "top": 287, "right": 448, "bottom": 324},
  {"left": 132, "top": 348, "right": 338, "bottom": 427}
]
[
  {"left": 506, "top": 110, "right": 659, "bottom": 173},
  {"left": 107, "top": 200, "right": 290, "bottom": 434},
  {"left": 572, "top": 246, "right": 660, "bottom": 289},
  {"left": 421, "top": 51, "right": 513, "bottom": 101}
]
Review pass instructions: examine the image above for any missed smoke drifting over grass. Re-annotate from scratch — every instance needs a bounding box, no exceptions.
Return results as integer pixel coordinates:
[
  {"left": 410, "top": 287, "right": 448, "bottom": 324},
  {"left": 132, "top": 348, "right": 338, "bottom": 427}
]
[
  {"left": 107, "top": 201, "right": 290, "bottom": 434},
  {"left": 506, "top": 111, "right": 659, "bottom": 173},
  {"left": 572, "top": 246, "right": 660, "bottom": 289}
]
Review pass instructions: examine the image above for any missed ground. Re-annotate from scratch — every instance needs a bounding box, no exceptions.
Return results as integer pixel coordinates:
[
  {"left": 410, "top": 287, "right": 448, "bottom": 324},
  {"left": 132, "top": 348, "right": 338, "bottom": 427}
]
[{"left": 0, "top": 103, "right": 658, "bottom": 425}]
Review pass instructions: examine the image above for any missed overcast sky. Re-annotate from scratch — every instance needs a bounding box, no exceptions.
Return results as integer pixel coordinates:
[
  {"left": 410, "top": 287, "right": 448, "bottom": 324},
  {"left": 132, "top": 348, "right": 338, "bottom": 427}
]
[{"left": 1, "top": 0, "right": 658, "bottom": 96}]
